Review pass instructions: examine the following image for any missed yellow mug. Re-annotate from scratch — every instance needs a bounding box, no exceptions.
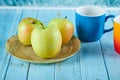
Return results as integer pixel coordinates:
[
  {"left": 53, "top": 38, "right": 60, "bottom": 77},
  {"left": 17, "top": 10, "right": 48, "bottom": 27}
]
[{"left": 114, "top": 15, "right": 120, "bottom": 54}]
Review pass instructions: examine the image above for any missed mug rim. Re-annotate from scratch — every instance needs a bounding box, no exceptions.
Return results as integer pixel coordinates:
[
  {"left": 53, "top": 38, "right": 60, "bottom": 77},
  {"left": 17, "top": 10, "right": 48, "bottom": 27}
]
[
  {"left": 114, "top": 15, "right": 120, "bottom": 24},
  {"left": 76, "top": 6, "right": 105, "bottom": 17}
]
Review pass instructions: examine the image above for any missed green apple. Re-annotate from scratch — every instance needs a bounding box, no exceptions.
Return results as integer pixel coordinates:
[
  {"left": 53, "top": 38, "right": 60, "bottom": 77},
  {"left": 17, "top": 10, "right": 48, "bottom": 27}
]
[
  {"left": 18, "top": 17, "right": 44, "bottom": 45},
  {"left": 31, "top": 25, "right": 62, "bottom": 58},
  {"left": 48, "top": 18, "right": 74, "bottom": 45}
]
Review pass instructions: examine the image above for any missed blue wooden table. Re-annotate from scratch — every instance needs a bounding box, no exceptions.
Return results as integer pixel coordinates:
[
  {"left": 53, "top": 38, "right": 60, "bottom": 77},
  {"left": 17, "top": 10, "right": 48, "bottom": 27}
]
[{"left": 0, "top": 8, "right": 120, "bottom": 80}]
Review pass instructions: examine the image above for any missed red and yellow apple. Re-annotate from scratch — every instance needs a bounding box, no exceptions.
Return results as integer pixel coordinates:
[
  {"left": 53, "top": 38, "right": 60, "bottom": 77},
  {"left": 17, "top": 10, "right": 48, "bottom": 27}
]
[
  {"left": 18, "top": 17, "right": 43, "bottom": 45},
  {"left": 48, "top": 18, "right": 74, "bottom": 45}
]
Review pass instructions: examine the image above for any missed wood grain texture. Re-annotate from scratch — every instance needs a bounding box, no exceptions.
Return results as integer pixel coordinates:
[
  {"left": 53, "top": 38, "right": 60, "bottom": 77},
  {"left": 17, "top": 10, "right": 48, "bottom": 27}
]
[
  {"left": 100, "top": 10, "right": 120, "bottom": 80},
  {"left": 1, "top": 9, "right": 120, "bottom": 80},
  {"left": 5, "top": 9, "right": 38, "bottom": 80},
  {"left": 54, "top": 52, "right": 82, "bottom": 80},
  {"left": 28, "top": 9, "right": 81, "bottom": 80},
  {"left": 77, "top": 11, "right": 111, "bottom": 80},
  {"left": 79, "top": 41, "right": 108, "bottom": 80},
  {"left": 47, "top": 9, "right": 82, "bottom": 80},
  {"left": 6, "top": 35, "right": 80, "bottom": 63},
  {"left": 37, "top": 9, "right": 77, "bottom": 36},
  {"left": 0, "top": 0, "right": 106, "bottom": 6},
  {"left": 0, "top": 9, "right": 21, "bottom": 80}
]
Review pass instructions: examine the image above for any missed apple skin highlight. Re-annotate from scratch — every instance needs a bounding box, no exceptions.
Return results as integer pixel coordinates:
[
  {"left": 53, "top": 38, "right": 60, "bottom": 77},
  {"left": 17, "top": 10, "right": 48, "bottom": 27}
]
[
  {"left": 114, "top": 21, "right": 120, "bottom": 54},
  {"left": 31, "top": 26, "right": 62, "bottom": 58},
  {"left": 49, "top": 18, "right": 74, "bottom": 45},
  {"left": 18, "top": 18, "right": 43, "bottom": 45},
  {"left": 18, "top": 24, "right": 34, "bottom": 45}
]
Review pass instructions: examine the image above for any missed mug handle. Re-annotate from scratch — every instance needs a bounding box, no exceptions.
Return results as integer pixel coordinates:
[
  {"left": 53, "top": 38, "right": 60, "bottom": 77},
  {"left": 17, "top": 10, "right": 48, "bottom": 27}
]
[{"left": 104, "top": 15, "right": 115, "bottom": 33}]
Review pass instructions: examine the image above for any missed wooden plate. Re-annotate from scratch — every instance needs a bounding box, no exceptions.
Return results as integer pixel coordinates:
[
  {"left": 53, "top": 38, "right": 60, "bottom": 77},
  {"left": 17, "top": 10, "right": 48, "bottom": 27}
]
[{"left": 6, "top": 35, "right": 81, "bottom": 63}]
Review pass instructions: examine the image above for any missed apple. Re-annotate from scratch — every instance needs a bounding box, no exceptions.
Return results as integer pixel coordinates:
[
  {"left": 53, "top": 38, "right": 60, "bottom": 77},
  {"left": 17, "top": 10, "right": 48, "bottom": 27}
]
[
  {"left": 18, "top": 17, "right": 44, "bottom": 45},
  {"left": 48, "top": 18, "right": 74, "bottom": 45},
  {"left": 31, "top": 25, "right": 62, "bottom": 58}
]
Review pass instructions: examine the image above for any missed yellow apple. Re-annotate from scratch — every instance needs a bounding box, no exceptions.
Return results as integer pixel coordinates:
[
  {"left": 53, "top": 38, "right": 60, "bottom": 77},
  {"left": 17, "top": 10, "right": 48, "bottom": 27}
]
[{"left": 31, "top": 26, "right": 62, "bottom": 58}]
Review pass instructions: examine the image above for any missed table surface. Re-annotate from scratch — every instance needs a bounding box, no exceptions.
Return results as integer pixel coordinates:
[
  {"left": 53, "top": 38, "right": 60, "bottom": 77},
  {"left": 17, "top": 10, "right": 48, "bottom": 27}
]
[{"left": 0, "top": 8, "right": 120, "bottom": 80}]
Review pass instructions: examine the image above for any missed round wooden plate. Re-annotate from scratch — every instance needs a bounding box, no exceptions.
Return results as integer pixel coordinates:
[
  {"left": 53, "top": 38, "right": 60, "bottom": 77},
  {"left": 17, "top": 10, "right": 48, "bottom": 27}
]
[{"left": 6, "top": 35, "right": 81, "bottom": 63}]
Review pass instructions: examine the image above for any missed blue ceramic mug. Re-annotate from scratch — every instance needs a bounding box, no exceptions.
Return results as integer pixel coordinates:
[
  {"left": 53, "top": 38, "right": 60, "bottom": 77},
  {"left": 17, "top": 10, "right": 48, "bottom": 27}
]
[{"left": 75, "top": 6, "right": 115, "bottom": 42}]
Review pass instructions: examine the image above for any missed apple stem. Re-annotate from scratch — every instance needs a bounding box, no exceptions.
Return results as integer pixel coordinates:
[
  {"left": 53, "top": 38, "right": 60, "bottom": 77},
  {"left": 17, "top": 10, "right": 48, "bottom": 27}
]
[
  {"left": 31, "top": 20, "right": 36, "bottom": 24},
  {"left": 40, "top": 23, "right": 45, "bottom": 29},
  {"left": 41, "top": 26, "right": 45, "bottom": 29},
  {"left": 65, "top": 16, "right": 67, "bottom": 19}
]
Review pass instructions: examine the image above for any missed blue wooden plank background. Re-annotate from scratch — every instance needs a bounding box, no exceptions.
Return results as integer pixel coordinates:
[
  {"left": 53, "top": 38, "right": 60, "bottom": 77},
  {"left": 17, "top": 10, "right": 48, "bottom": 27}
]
[
  {"left": 0, "top": 8, "right": 120, "bottom": 80},
  {"left": 101, "top": 11, "right": 120, "bottom": 80},
  {"left": 5, "top": 9, "right": 37, "bottom": 80},
  {"left": 0, "top": 0, "right": 120, "bottom": 7},
  {"left": 0, "top": 9, "right": 21, "bottom": 80}
]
